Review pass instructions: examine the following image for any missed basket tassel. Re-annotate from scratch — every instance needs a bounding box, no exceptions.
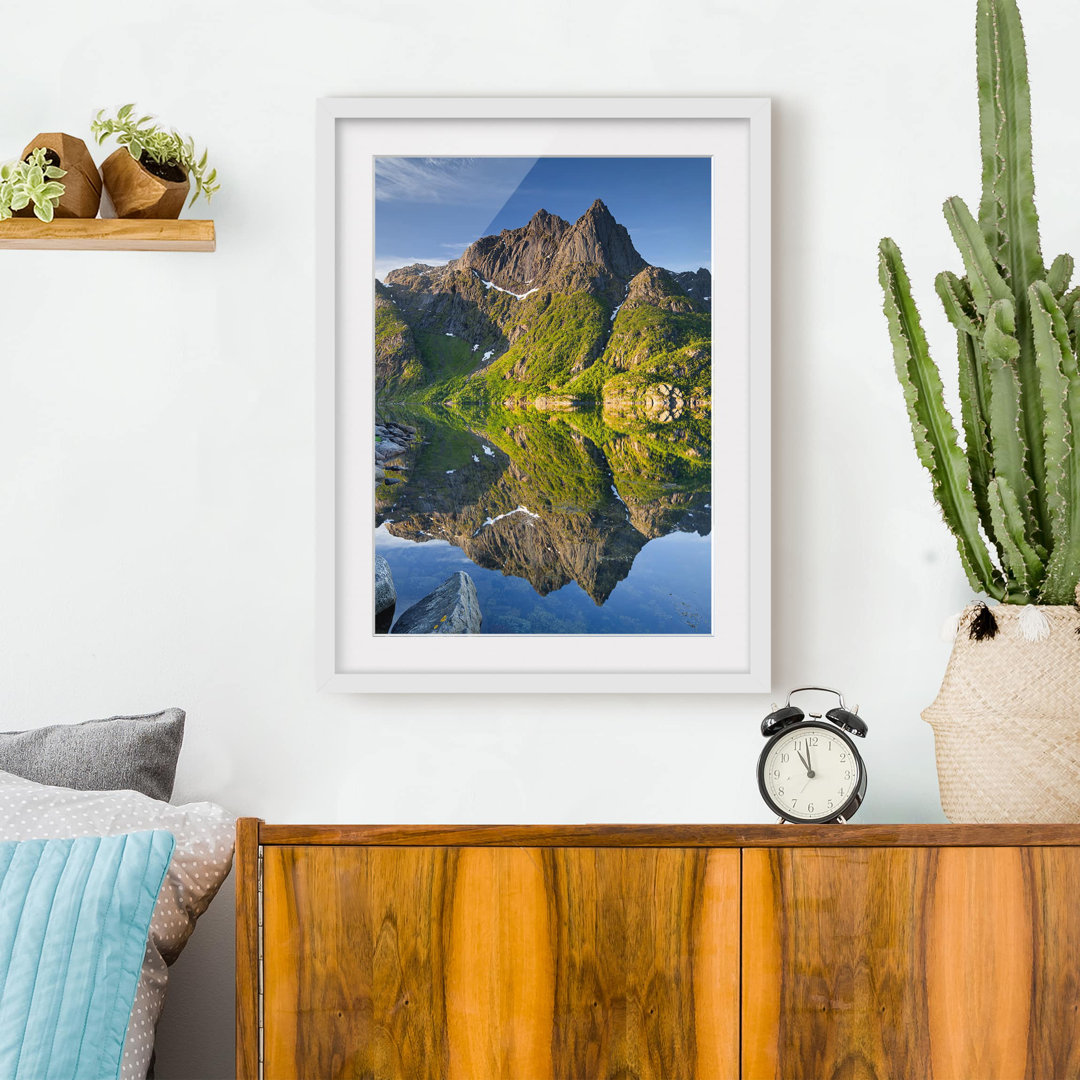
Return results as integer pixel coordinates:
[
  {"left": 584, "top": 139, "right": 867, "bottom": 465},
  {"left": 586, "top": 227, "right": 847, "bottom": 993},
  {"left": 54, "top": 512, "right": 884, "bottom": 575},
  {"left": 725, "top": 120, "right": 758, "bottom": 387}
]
[
  {"left": 968, "top": 602, "right": 999, "bottom": 641},
  {"left": 940, "top": 611, "right": 964, "bottom": 642},
  {"left": 1017, "top": 605, "right": 1051, "bottom": 642}
]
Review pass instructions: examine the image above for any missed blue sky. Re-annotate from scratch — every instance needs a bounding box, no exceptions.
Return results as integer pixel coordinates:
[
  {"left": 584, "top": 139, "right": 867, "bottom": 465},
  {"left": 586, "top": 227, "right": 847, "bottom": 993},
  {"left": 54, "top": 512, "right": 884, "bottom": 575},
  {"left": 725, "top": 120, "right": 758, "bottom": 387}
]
[{"left": 374, "top": 157, "right": 711, "bottom": 280}]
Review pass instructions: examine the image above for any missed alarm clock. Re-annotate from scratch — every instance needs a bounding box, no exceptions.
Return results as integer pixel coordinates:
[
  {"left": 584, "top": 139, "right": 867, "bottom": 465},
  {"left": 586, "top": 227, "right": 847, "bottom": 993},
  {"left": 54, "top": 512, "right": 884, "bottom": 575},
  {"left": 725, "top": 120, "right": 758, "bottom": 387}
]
[{"left": 758, "top": 687, "right": 868, "bottom": 823}]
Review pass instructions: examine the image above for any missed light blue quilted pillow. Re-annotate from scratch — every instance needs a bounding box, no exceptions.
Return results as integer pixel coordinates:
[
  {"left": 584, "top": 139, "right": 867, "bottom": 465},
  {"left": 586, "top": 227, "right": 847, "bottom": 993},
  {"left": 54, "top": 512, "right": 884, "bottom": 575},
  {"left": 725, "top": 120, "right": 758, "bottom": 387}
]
[{"left": 0, "top": 831, "right": 174, "bottom": 1080}]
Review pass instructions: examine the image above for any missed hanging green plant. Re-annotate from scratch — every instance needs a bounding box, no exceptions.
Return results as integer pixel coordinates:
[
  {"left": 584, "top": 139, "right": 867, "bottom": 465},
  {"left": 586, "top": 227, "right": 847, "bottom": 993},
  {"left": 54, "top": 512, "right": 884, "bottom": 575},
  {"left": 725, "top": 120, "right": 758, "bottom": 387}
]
[
  {"left": 0, "top": 148, "right": 67, "bottom": 223},
  {"left": 91, "top": 105, "right": 219, "bottom": 209}
]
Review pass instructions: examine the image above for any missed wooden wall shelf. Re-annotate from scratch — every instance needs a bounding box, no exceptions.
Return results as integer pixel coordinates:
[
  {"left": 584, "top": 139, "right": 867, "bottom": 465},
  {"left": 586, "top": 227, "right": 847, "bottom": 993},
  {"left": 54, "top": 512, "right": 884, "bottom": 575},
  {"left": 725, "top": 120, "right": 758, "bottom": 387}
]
[{"left": 0, "top": 218, "right": 215, "bottom": 252}]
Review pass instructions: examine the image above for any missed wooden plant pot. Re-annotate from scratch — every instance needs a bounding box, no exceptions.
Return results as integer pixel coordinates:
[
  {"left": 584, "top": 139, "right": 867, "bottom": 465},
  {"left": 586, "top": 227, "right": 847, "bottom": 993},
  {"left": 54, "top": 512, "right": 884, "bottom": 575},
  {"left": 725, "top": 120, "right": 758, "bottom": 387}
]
[
  {"left": 18, "top": 132, "right": 101, "bottom": 218},
  {"left": 100, "top": 148, "right": 189, "bottom": 219}
]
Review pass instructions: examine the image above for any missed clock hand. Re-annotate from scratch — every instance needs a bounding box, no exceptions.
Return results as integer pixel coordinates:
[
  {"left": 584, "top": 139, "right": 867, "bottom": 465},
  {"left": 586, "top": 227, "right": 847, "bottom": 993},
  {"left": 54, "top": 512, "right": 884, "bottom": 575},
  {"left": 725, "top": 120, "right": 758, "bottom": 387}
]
[
  {"left": 806, "top": 742, "right": 815, "bottom": 778},
  {"left": 796, "top": 747, "right": 810, "bottom": 774}
]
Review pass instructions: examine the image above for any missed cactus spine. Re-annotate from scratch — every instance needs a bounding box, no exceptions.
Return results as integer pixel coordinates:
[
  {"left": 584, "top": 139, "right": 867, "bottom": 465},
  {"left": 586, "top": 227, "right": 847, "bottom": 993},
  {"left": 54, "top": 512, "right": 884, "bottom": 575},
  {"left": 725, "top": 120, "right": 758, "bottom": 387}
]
[{"left": 879, "top": 0, "right": 1080, "bottom": 604}]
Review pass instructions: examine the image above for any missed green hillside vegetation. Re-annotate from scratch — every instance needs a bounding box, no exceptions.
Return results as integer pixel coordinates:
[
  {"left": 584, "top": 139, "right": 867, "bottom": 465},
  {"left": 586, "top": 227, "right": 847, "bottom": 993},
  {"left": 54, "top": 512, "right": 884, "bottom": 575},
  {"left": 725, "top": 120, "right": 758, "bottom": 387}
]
[
  {"left": 600, "top": 305, "right": 711, "bottom": 399},
  {"left": 374, "top": 301, "right": 424, "bottom": 393},
  {"left": 414, "top": 330, "right": 478, "bottom": 383},
  {"left": 563, "top": 408, "right": 710, "bottom": 503},
  {"left": 447, "top": 401, "right": 613, "bottom": 512},
  {"left": 379, "top": 292, "right": 712, "bottom": 408},
  {"left": 476, "top": 292, "right": 609, "bottom": 396}
]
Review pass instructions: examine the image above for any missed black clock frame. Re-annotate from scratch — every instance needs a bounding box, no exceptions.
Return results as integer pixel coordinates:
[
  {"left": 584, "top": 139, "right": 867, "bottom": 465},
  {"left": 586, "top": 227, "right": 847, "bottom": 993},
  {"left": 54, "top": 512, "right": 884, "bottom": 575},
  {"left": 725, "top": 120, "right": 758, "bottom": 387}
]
[{"left": 757, "top": 720, "right": 867, "bottom": 824}]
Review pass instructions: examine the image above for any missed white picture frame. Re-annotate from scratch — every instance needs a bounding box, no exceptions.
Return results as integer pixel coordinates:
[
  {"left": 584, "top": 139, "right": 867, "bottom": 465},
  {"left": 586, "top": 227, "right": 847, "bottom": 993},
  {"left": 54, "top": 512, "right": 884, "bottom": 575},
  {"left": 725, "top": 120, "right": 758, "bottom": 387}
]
[{"left": 317, "top": 97, "right": 771, "bottom": 693}]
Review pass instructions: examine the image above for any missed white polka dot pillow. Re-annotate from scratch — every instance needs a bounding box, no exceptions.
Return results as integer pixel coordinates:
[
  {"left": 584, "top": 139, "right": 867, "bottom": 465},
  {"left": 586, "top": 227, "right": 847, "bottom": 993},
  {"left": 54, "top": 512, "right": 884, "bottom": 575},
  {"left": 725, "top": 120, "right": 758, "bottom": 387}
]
[{"left": 0, "top": 768, "right": 235, "bottom": 1080}]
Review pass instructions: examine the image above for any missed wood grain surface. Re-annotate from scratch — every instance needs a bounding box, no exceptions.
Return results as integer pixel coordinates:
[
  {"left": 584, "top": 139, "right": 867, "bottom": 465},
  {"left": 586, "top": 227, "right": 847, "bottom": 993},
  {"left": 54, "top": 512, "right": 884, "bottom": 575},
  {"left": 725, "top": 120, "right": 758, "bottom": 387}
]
[
  {"left": 261, "top": 845, "right": 739, "bottom": 1080},
  {"left": 234, "top": 817, "right": 261, "bottom": 1080},
  {"left": 0, "top": 218, "right": 215, "bottom": 251},
  {"left": 256, "top": 822, "right": 1080, "bottom": 847},
  {"left": 742, "top": 846, "right": 1080, "bottom": 1080},
  {"left": 100, "top": 147, "right": 190, "bottom": 219}
]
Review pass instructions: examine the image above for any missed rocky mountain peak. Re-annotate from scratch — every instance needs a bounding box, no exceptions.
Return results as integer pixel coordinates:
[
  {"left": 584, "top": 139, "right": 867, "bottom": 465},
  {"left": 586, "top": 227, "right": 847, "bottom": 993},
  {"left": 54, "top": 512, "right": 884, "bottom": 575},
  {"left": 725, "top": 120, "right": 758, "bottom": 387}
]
[
  {"left": 625, "top": 265, "right": 700, "bottom": 314},
  {"left": 529, "top": 208, "right": 562, "bottom": 230},
  {"left": 674, "top": 267, "right": 711, "bottom": 307},
  {"left": 551, "top": 198, "right": 645, "bottom": 282},
  {"left": 451, "top": 210, "right": 569, "bottom": 291}
]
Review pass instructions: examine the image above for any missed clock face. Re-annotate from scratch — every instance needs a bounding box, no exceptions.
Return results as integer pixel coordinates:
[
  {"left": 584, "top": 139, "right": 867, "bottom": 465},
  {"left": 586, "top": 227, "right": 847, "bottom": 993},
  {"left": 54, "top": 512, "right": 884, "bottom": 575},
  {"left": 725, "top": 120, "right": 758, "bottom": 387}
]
[{"left": 759, "top": 722, "right": 863, "bottom": 823}]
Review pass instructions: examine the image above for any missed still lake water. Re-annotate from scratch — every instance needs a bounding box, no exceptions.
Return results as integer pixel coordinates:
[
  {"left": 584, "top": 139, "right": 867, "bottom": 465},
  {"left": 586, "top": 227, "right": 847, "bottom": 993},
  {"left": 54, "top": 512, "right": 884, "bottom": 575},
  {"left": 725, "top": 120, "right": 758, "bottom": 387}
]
[{"left": 375, "top": 403, "right": 712, "bottom": 635}]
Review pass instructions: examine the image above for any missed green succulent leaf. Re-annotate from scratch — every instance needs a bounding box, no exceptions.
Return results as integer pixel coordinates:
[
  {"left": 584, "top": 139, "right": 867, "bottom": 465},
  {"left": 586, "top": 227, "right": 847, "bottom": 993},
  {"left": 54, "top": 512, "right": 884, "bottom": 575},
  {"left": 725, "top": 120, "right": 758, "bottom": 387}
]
[{"left": 0, "top": 146, "right": 67, "bottom": 222}]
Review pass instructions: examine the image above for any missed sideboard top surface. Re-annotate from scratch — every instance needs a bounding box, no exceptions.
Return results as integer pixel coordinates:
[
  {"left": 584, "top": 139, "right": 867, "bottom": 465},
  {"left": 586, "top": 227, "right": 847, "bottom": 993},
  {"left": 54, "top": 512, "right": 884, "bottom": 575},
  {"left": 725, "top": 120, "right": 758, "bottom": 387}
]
[{"left": 250, "top": 821, "right": 1080, "bottom": 847}]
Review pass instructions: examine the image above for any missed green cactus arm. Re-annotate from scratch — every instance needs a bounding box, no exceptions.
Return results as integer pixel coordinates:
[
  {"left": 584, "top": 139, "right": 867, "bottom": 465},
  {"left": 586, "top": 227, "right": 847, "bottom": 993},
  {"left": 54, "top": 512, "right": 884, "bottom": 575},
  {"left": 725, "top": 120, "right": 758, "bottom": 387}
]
[
  {"left": 935, "top": 271, "right": 981, "bottom": 337},
  {"left": 1029, "top": 281, "right": 1080, "bottom": 602},
  {"left": 943, "top": 196, "right": 1012, "bottom": 316},
  {"left": 982, "top": 297, "right": 1039, "bottom": 550},
  {"left": 879, "top": 238, "right": 1005, "bottom": 599},
  {"left": 1061, "top": 286, "right": 1080, "bottom": 355},
  {"left": 1047, "top": 254, "right": 1074, "bottom": 297},
  {"left": 955, "top": 331, "right": 994, "bottom": 530},
  {"left": 984, "top": 296, "right": 1020, "bottom": 361},
  {"left": 976, "top": 0, "right": 1044, "bottom": 287},
  {"left": 1029, "top": 281, "right": 1069, "bottom": 544},
  {"left": 987, "top": 476, "right": 1042, "bottom": 598},
  {"left": 976, "top": 0, "right": 1049, "bottom": 544},
  {"left": 937, "top": 271, "right": 994, "bottom": 527}
]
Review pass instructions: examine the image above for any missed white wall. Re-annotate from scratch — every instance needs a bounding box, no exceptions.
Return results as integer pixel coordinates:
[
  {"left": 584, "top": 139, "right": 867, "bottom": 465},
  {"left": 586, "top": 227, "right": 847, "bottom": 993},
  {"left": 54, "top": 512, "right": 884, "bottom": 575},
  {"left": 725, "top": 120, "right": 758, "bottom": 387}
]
[{"left": 4, "top": 0, "right": 1077, "bottom": 1075}]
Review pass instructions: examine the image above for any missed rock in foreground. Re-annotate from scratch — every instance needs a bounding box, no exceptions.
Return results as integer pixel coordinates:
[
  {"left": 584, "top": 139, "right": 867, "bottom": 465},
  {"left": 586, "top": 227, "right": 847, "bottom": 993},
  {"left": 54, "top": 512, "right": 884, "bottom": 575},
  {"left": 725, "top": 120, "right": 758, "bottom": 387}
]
[
  {"left": 391, "top": 572, "right": 482, "bottom": 634},
  {"left": 375, "top": 554, "right": 396, "bottom": 614},
  {"left": 375, "top": 554, "right": 397, "bottom": 633}
]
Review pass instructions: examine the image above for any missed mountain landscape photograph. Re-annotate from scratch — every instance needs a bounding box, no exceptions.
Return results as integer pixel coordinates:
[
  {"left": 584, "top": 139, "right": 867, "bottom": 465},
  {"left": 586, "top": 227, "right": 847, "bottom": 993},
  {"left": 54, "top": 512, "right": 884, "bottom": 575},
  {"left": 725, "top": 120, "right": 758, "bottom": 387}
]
[{"left": 372, "top": 156, "right": 714, "bottom": 635}]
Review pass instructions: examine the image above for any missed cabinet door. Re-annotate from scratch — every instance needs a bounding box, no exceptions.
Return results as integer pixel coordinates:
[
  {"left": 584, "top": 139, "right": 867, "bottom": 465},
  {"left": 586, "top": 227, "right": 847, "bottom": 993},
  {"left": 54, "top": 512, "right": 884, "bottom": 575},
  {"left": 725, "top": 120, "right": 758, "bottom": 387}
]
[
  {"left": 262, "top": 845, "right": 739, "bottom": 1080},
  {"left": 742, "top": 846, "right": 1080, "bottom": 1080}
]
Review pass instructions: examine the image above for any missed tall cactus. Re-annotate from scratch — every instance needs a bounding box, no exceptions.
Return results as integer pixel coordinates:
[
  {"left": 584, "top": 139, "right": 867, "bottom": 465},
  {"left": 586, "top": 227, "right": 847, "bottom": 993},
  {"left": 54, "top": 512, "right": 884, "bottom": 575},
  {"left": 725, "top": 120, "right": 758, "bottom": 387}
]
[{"left": 880, "top": 0, "right": 1080, "bottom": 604}]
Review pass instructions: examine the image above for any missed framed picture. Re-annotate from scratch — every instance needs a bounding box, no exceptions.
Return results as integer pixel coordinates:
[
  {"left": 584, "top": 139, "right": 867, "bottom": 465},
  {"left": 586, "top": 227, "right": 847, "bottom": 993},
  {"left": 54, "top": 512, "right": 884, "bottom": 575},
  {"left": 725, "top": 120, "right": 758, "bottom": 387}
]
[{"left": 317, "top": 98, "right": 771, "bottom": 693}]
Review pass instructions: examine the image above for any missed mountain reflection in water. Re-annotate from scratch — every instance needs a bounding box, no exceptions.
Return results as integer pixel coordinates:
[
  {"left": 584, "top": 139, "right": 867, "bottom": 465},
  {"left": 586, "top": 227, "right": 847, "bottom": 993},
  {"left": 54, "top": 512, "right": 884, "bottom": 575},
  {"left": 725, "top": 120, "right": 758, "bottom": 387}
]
[{"left": 375, "top": 402, "right": 712, "bottom": 634}]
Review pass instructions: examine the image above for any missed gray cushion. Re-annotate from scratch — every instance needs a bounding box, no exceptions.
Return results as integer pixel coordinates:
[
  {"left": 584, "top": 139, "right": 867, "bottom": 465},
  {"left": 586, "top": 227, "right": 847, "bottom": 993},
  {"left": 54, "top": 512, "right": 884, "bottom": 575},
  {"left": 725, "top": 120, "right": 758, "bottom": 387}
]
[{"left": 0, "top": 708, "right": 185, "bottom": 802}]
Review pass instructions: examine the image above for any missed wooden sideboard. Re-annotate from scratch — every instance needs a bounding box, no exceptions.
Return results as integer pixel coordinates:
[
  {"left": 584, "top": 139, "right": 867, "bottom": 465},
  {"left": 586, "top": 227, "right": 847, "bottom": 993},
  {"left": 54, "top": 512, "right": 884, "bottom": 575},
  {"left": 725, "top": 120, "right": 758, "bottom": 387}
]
[{"left": 236, "top": 821, "right": 1080, "bottom": 1080}]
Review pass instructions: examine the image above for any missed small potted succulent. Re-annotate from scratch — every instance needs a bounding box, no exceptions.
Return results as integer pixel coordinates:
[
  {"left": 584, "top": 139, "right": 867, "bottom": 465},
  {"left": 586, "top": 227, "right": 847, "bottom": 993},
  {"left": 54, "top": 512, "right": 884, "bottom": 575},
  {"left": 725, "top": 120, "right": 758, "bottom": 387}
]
[
  {"left": 17, "top": 133, "right": 100, "bottom": 218},
  {"left": 0, "top": 148, "right": 66, "bottom": 223},
  {"left": 91, "top": 105, "right": 219, "bottom": 219}
]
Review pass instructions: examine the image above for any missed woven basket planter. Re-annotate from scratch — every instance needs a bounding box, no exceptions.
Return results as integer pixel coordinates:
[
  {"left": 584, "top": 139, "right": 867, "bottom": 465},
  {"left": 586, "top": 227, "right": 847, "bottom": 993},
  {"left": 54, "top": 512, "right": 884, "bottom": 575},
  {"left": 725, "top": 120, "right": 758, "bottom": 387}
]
[{"left": 924, "top": 603, "right": 1080, "bottom": 823}]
